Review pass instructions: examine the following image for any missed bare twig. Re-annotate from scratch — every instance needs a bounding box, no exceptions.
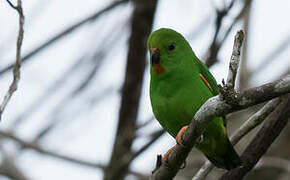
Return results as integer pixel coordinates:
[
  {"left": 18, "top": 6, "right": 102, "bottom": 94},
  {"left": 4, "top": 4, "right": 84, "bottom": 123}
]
[
  {"left": 229, "top": 98, "right": 281, "bottom": 144},
  {"left": 6, "top": 0, "right": 17, "bottom": 10},
  {"left": 226, "top": 30, "right": 244, "bottom": 88},
  {"left": 0, "top": 0, "right": 128, "bottom": 75},
  {"left": 192, "top": 161, "right": 214, "bottom": 180},
  {"left": 220, "top": 94, "right": 290, "bottom": 180},
  {"left": 11, "top": 20, "right": 127, "bottom": 129},
  {"left": 130, "top": 130, "right": 164, "bottom": 161},
  {"left": 205, "top": 0, "right": 251, "bottom": 67},
  {"left": 0, "top": 0, "right": 25, "bottom": 121},
  {"left": 192, "top": 98, "right": 282, "bottom": 180},
  {"left": 0, "top": 130, "right": 147, "bottom": 178}
]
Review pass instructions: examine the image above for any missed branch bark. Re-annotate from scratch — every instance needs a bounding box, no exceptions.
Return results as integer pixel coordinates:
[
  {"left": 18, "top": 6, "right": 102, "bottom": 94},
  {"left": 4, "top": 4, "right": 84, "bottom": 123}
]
[
  {"left": 0, "top": 0, "right": 24, "bottom": 120},
  {"left": 104, "top": 0, "right": 158, "bottom": 179},
  {"left": 220, "top": 94, "right": 290, "bottom": 180},
  {"left": 192, "top": 98, "right": 282, "bottom": 180},
  {"left": 226, "top": 30, "right": 244, "bottom": 88}
]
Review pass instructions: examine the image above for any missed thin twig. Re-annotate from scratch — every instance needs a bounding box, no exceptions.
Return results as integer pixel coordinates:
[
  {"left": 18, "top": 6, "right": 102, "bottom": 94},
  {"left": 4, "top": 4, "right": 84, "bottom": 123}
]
[
  {"left": 192, "top": 161, "right": 213, "bottom": 180},
  {"left": 6, "top": 0, "right": 17, "bottom": 10},
  {"left": 220, "top": 95, "right": 290, "bottom": 180},
  {"left": 0, "top": 130, "right": 147, "bottom": 178},
  {"left": 0, "top": 0, "right": 128, "bottom": 75},
  {"left": 206, "top": 0, "right": 252, "bottom": 67},
  {"left": 192, "top": 98, "right": 282, "bottom": 180},
  {"left": 226, "top": 30, "right": 244, "bottom": 88},
  {"left": 0, "top": 0, "right": 25, "bottom": 121}
]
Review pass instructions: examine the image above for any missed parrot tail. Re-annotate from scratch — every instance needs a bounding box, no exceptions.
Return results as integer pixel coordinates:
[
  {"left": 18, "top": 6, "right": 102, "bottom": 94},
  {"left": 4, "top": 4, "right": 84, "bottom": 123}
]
[{"left": 206, "top": 139, "right": 242, "bottom": 170}]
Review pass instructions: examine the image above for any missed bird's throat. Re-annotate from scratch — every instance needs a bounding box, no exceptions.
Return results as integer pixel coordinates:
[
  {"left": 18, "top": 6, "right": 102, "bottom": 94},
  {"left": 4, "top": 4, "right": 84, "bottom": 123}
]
[{"left": 153, "top": 64, "right": 164, "bottom": 74}]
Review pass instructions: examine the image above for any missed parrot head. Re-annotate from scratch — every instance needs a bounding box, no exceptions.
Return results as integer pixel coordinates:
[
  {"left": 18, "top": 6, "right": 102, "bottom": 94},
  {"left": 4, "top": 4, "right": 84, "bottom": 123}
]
[{"left": 147, "top": 28, "right": 194, "bottom": 76}]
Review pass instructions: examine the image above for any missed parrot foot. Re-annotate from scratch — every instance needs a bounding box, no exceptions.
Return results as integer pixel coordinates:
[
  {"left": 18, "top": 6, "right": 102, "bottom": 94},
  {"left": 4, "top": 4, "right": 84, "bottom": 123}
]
[
  {"left": 176, "top": 125, "right": 189, "bottom": 146},
  {"left": 162, "top": 147, "right": 174, "bottom": 163},
  {"left": 162, "top": 147, "right": 187, "bottom": 169}
]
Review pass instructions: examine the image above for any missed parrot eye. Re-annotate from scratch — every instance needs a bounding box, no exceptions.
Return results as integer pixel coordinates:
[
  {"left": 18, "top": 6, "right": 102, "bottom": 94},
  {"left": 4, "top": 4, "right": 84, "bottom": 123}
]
[{"left": 168, "top": 43, "right": 176, "bottom": 51}]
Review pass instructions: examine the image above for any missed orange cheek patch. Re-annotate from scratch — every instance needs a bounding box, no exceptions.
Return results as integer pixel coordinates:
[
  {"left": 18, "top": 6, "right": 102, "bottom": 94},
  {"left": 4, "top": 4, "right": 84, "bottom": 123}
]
[{"left": 154, "top": 64, "right": 164, "bottom": 74}]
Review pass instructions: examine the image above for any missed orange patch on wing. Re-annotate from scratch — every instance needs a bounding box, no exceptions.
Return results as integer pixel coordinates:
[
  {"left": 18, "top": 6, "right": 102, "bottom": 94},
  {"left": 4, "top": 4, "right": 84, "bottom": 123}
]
[
  {"left": 154, "top": 64, "right": 164, "bottom": 74},
  {"left": 199, "top": 73, "right": 212, "bottom": 90}
]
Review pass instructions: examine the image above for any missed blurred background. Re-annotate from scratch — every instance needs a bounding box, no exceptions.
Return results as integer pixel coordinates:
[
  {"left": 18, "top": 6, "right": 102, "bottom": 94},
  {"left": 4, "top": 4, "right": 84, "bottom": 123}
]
[{"left": 0, "top": 0, "right": 290, "bottom": 179}]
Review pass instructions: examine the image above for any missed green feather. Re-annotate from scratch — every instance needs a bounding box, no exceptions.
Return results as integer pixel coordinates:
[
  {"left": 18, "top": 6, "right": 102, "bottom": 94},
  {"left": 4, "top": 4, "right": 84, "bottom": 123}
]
[{"left": 148, "top": 28, "right": 241, "bottom": 170}]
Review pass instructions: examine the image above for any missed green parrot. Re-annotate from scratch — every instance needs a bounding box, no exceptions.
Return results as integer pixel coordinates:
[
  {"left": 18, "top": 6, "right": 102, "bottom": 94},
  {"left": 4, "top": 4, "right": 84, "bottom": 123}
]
[{"left": 147, "top": 28, "right": 241, "bottom": 170}]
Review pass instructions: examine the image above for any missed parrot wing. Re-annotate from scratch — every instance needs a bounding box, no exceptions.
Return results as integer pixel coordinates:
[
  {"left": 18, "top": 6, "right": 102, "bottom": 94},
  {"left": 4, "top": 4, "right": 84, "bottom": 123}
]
[
  {"left": 196, "top": 58, "right": 227, "bottom": 126},
  {"left": 196, "top": 59, "right": 219, "bottom": 96}
]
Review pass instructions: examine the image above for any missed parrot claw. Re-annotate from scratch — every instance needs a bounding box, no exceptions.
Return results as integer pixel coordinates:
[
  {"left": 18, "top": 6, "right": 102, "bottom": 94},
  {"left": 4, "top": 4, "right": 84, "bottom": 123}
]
[
  {"left": 162, "top": 147, "right": 187, "bottom": 169},
  {"left": 162, "top": 147, "right": 174, "bottom": 163},
  {"left": 176, "top": 125, "right": 189, "bottom": 146}
]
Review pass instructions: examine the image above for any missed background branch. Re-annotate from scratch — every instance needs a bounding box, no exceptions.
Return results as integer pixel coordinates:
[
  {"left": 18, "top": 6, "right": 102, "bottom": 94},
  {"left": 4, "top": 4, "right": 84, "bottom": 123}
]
[
  {"left": 0, "top": 0, "right": 128, "bottom": 76},
  {"left": 104, "top": 0, "right": 158, "bottom": 179},
  {"left": 0, "top": 0, "right": 24, "bottom": 121},
  {"left": 192, "top": 98, "right": 282, "bottom": 180},
  {"left": 220, "top": 94, "right": 290, "bottom": 180}
]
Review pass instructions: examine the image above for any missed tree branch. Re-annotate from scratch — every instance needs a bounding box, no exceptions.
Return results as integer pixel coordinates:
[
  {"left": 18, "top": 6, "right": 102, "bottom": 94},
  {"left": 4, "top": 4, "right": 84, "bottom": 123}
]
[
  {"left": 192, "top": 98, "right": 282, "bottom": 180},
  {"left": 226, "top": 30, "right": 244, "bottom": 89},
  {"left": 0, "top": 0, "right": 24, "bottom": 121},
  {"left": 104, "top": 0, "right": 158, "bottom": 179},
  {"left": 205, "top": 0, "right": 252, "bottom": 67},
  {"left": 0, "top": 130, "right": 147, "bottom": 178},
  {"left": 220, "top": 94, "right": 290, "bottom": 180},
  {"left": 0, "top": 0, "right": 128, "bottom": 75},
  {"left": 0, "top": 151, "right": 29, "bottom": 180}
]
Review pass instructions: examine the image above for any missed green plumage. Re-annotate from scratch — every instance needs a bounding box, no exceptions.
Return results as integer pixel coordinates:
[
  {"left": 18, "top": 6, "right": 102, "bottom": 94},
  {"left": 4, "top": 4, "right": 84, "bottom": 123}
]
[{"left": 148, "top": 28, "right": 241, "bottom": 170}]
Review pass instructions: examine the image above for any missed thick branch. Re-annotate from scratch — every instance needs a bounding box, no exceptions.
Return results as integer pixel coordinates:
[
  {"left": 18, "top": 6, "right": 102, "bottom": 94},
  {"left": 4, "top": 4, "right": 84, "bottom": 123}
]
[
  {"left": 104, "top": 0, "right": 158, "bottom": 179},
  {"left": 192, "top": 98, "right": 282, "bottom": 180},
  {"left": 220, "top": 94, "right": 290, "bottom": 180},
  {"left": 0, "top": 0, "right": 24, "bottom": 120}
]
